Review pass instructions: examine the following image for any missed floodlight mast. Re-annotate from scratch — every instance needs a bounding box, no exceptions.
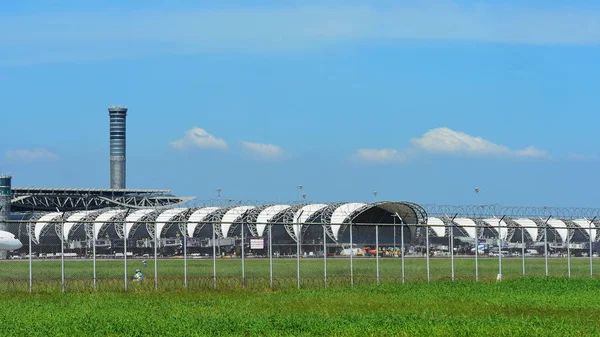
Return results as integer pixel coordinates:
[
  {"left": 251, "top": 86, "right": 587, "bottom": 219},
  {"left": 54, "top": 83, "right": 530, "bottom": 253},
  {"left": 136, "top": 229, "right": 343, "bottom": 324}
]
[
  {"left": 394, "top": 213, "right": 405, "bottom": 284},
  {"left": 56, "top": 207, "right": 65, "bottom": 293},
  {"left": 297, "top": 185, "right": 303, "bottom": 202},
  {"left": 447, "top": 213, "right": 458, "bottom": 281},
  {"left": 543, "top": 213, "right": 552, "bottom": 278},
  {"left": 498, "top": 215, "right": 506, "bottom": 281}
]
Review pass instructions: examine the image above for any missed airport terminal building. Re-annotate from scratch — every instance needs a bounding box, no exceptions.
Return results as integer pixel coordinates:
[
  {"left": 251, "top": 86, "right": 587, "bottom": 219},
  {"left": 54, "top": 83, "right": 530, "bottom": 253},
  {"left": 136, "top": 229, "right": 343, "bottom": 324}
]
[{"left": 2, "top": 105, "right": 599, "bottom": 258}]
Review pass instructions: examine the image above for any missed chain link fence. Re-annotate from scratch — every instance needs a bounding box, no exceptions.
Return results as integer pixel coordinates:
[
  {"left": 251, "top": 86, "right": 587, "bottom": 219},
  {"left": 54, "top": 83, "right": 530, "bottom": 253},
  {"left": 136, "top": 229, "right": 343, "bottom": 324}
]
[{"left": 1, "top": 214, "right": 599, "bottom": 293}]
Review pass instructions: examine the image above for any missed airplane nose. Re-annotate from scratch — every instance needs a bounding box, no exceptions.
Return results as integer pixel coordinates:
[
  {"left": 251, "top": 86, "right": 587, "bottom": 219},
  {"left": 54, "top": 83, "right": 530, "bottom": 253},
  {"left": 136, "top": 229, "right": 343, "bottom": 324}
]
[{"left": 12, "top": 239, "right": 23, "bottom": 250}]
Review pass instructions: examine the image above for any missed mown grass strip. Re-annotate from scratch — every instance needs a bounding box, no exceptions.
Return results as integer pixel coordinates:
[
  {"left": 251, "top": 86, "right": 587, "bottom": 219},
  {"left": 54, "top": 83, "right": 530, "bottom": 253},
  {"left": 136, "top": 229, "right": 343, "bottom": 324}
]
[{"left": 1, "top": 278, "right": 599, "bottom": 336}]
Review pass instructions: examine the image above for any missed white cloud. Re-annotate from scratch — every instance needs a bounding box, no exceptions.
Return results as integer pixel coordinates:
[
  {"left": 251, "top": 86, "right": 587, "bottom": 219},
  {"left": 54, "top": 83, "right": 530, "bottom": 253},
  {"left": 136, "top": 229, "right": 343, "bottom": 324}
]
[
  {"left": 241, "top": 141, "right": 284, "bottom": 159},
  {"left": 354, "top": 127, "right": 550, "bottom": 163},
  {"left": 411, "top": 127, "right": 549, "bottom": 158},
  {"left": 2, "top": 3, "right": 600, "bottom": 65},
  {"left": 170, "top": 127, "right": 228, "bottom": 150},
  {"left": 411, "top": 128, "right": 510, "bottom": 155},
  {"left": 354, "top": 148, "right": 406, "bottom": 163},
  {"left": 5, "top": 148, "right": 58, "bottom": 162}
]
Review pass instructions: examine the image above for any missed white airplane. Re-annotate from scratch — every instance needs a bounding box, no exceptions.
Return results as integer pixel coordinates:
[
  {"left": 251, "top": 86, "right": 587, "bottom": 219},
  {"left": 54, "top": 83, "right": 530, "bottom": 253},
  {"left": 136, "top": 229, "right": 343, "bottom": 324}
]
[{"left": 0, "top": 230, "right": 23, "bottom": 251}]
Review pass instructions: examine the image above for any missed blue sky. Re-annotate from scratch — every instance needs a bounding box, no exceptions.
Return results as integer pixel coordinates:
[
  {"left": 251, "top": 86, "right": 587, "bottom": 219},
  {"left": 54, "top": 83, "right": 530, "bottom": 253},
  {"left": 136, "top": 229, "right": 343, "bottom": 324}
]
[{"left": 1, "top": 1, "right": 600, "bottom": 207}]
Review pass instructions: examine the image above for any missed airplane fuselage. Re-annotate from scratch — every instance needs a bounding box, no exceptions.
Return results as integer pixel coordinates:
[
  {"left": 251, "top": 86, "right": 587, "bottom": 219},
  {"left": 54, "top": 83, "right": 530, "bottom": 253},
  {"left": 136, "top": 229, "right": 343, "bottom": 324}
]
[{"left": 0, "top": 230, "right": 23, "bottom": 251}]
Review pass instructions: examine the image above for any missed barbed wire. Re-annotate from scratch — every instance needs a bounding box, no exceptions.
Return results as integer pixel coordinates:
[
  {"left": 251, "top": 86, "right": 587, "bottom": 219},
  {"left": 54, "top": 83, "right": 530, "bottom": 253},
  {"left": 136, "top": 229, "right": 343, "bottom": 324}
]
[{"left": 422, "top": 204, "right": 600, "bottom": 219}]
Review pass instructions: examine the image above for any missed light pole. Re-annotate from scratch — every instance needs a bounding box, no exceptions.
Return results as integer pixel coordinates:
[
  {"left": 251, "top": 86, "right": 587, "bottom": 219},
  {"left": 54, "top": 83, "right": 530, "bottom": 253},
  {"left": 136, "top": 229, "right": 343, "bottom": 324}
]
[
  {"left": 216, "top": 188, "right": 222, "bottom": 200},
  {"left": 123, "top": 209, "right": 132, "bottom": 291},
  {"left": 373, "top": 191, "right": 378, "bottom": 201},
  {"left": 448, "top": 214, "right": 458, "bottom": 281},
  {"left": 297, "top": 185, "right": 303, "bottom": 202},
  {"left": 56, "top": 207, "right": 66, "bottom": 293},
  {"left": 86, "top": 195, "right": 96, "bottom": 290},
  {"left": 498, "top": 215, "right": 506, "bottom": 281},
  {"left": 240, "top": 210, "right": 250, "bottom": 288},
  {"left": 543, "top": 212, "right": 552, "bottom": 278},
  {"left": 394, "top": 213, "right": 405, "bottom": 284}
]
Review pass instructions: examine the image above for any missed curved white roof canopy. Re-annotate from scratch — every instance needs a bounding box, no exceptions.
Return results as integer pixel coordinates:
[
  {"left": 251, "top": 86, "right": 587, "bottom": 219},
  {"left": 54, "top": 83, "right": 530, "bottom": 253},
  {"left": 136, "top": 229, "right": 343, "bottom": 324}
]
[
  {"left": 256, "top": 205, "right": 291, "bottom": 236},
  {"left": 221, "top": 206, "right": 255, "bottom": 238},
  {"left": 63, "top": 211, "right": 94, "bottom": 241},
  {"left": 453, "top": 218, "right": 477, "bottom": 238},
  {"left": 572, "top": 219, "right": 596, "bottom": 241},
  {"left": 125, "top": 209, "right": 155, "bottom": 239},
  {"left": 292, "top": 204, "right": 328, "bottom": 238},
  {"left": 35, "top": 212, "right": 63, "bottom": 243},
  {"left": 330, "top": 203, "right": 367, "bottom": 241},
  {"left": 187, "top": 207, "right": 220, "bottom": 237},
  {"left": 426, "top": 217, "right": 446, "bottom": 237},
  {"left": 481, "top": 218, "right": 509, "bottom": 241},
  {"left": 511, "top": 218, "right": 538, "bottom": 242},
  {"left": 547, "top": 219, "right": 568, "bottom": 242},
  {"left": 155, "top": 208, "right": 188, "bottom": 238},
  {"left": 94, "top": 209, "right": 126, "bottom": 239}
]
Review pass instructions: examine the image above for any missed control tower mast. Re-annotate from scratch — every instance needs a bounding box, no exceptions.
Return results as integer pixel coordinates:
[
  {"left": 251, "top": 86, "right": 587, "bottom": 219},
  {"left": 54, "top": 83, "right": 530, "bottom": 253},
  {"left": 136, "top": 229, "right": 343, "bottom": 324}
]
[{"left": 108, "top": 106, "right": 128, "bottom": 189}]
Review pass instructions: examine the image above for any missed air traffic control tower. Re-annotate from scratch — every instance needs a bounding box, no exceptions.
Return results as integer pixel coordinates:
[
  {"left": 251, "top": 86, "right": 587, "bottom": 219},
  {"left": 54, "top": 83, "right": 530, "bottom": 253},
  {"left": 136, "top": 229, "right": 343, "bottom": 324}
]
[
  {"left": 0, "top": 175, "right": 11, "bottom": 232},
  {"left": 108, "top": 106, "right": 128, "bottom": 189}
]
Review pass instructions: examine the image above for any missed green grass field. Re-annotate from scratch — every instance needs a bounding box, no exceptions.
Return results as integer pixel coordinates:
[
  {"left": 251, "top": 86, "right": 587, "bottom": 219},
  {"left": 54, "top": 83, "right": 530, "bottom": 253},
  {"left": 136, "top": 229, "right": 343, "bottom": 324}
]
[
  {"left": 1, "top": 256, "right": 600, "bottom": 292},
  {"left": 2, "top": 277, "right": 600, "bottom": 336}
]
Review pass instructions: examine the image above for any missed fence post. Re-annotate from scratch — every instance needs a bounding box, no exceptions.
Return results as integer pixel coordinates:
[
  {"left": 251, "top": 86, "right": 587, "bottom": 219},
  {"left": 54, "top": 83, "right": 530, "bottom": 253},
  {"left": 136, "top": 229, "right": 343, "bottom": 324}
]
[
  {"left": 590, "top": 217, "right": 596, "bottom": 278},
  {"left": 85, "top": 197, "right": 95, "bottom": 291},
  {"left": 498, "top": 215, "right": 506, "bottom": 281},
  {"left": 449, "top": 219, "right": 454, "bottom": 281},
  {"left": 154, "top": 220, "right": 158, "bottom": 290},
  {"left": 59, "top": 210, "right": 65, "bottom": 293},
  {"left": 448, "top": 214, "right": 457, "bottom": 281},
  {"left": 296, "top": 210, "right": 304, "bottom": 290},
  {"left": 350, "top": 222, "right": 354, "bottom": 287},
  {"left": 241, "top": 219, "right": 245, "bottom": 288},
  {"left": 376, "top": 224, "right": 380, "bottom": 285},
  {"left": 567, "top": 226, "right": 571, "bottom": 278},
  {"left": 212, "top": 222, "right": 217, "bottom": 290},
  {"left": 394, "top": 213, "right": 405, "bottom": 285},
  {"left": 521, "top": 225, "right": 526, "bottom": 276},
  {"left": 475, "top": 219, "right": 479, "bottom": 282},
  {"left": 323, "top": 224, "right": 327, "bottom": 288},
  {"left": 545, "top": 220, "right": 548, "bottom": 278},
  {"left": 426, "top": 223, "right": 430, "bottom": 283},
  {"left": 543, "top": 215, "right": 551, "bottom": 278},
  {"left": 28, "top": 219, "right": 32, "bottom": 293},
  {"left": 124, "top": 210, "right": 128, "bottom": 291},
  {"left": 269, "top": 223, "right": 273, "bottom": 289},
  {"left": 183, "top": 223, "right": 187, "bottom": 290}
]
